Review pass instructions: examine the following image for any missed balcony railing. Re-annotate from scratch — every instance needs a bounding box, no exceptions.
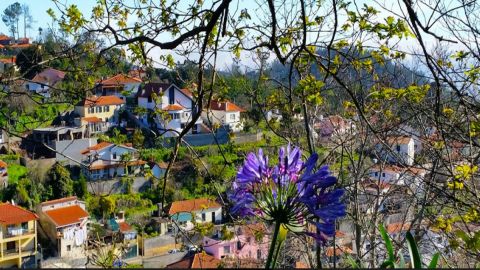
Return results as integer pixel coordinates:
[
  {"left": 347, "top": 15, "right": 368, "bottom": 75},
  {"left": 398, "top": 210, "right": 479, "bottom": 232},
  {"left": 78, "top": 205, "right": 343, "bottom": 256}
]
[{"left": 3, "top": 229, "right": 35, "bottom": 239}]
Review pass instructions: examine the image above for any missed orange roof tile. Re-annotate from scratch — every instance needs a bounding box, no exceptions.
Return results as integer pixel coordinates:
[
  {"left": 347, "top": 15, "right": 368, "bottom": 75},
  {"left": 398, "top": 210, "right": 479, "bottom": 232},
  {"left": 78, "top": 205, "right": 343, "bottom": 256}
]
[
  {"left": 169, "top": 198, "right": 221, "bottom": 215},
  {"left": 40, "top": 196, "right": 78, "bottom": 207},
  {"left": 163, "top": 104, "right": 184, "bottom": 111},
  {"left": 9, "top": 43, "right": 33, "bottom": 49},
  {"left": 0, "top": 57, "right": 15, "bottom": 64},
  {"left": 76, "top": 95, "right": 126, "bottom": 107},
  {"left": 0, "top": 160, "right": 7, "bottom": 168},
  {"left": 167, "top": 253, "right": 220, "bottom": 269},
  {"left": 0, "top": 34, "right": 11, "bottom": 41},
  {"left": 210, "top": 100, "right": 246, "bottom": 112},
  {"left": 81, "top": 141, "right": 113, "bottom": 155},
  {"left": 44, "top": 205, "right": 89, "bottom": 227},
  {"left": 99, "top": 74, "right": 142, "bottom": 85},
  {"left": 0, "top": 203, "right": 38, "bottom": 225},
  {"left": 296, "top": 261, "right": 309, "bottom": 268},
  {"left": 118, "top": 222, "right": 134, "bottom": 233},
  {"left": 385, "top": 135, "right": 413, "bottom": 145},
  {"left": 82, "top": 116, "right": 103, "bottom": 123},
  {"left": 370, "top": 165, "right": 426, "bottom": 176},
  {"left": 325, "top": 246, "right": 353, "bottom": 257},
  {"left": 387, "top": 222, "right": 411, "bottom": 234},
  {"left": 180, "top": 88, "right": 193, "bottom": 98}
]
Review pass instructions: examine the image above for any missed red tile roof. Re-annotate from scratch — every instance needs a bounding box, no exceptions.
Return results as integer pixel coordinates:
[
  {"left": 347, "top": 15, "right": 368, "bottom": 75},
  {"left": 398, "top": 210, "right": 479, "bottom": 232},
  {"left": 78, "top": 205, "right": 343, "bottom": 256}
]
[
  {"left": 0, "top": 57, "right": 15, "bottom": 64},
  {"left": 9, "top": 43, "right": 33, "bottom": 49},
  {"left": 163, "top": 104, "right": 184, "bottom": 111},
  {"left": 76, "top": 95, "right": 126, "bottom": 107},
  {"left": 44, "top": 205, "right": 89, "bottom": 227},
  {"left": 385, "top": 135, "right": 413, "bottom": 145},
  {"left": 99, "top": 74, "right": 142, "bottom": 85},
  {"left": 0, "top": 160, "right": 7, "bottom": 168},
  {"left": 118, "top": 222, "right": 134, "bottom": 233},
  {"left": 180, "top": 88, "right": 193, "bottom": 98},
  {"left": 31, "top": 68, "right": 65, "bottom": 84},
  {"left": 169, "top": 198, "right": 221, "bottom": 215},
  {"left": 82, "top": 116, "right": 103, "bottom": 123},
  {"left": 80, "top": 141, "right": 113, "bottom": 155},
  {"left": 137, "top": 82, "right": 171, "bottom": 98},
  {"left": 0, "top": 34, "right": 11, "bottom": 41},
  {"left": 209, "top": 100, "right": 245, "bottom": 112},
  {"left": 40, "top": 196, "right": 78, "bottom": 207},
  {"left": 0, "top": 203, "right": 38, "bottom": 225},
  {"left": 167, "top": 253, "right": 220, "bottom": 269},
  {"left": 387, "top": 222, "right": 411, "bottom": 234}
]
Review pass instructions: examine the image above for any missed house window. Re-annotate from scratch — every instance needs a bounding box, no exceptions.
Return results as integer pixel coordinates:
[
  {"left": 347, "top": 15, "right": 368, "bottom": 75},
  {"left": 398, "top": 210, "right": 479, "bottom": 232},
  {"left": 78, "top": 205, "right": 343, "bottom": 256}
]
[
  {"left": 223, "top": 246, "right": 230, "bottom": 254},
  {"left": 104, "top": 105, "right": 110, "bottom": 112},
  {"left": 230, "top": 114, "right": 236, "bottom": 120},
  {"left": 257, "top": 249, "right": 262, "bottom": 260},
  {"left": 382, "top": 173, "right": 386, "bottom": 177},
  {"left": 88, "top": 107, "right": 95, "bottom": 114},
  {"left": 148, "top": 96, "right": 152, "bottom": 103},
  {"left": 183, "top": 112, "right": 189, "bottom": 118},
  {"left": 237, "top": 241, "right": 242, "bottom": 250},
  {"left": 202, "top": 213, "right": 206, "bottom": 222},
  {"left": 96, "top": 106, "right": 103, "bottom": 113},
  {"left": 396, "top": 145, "right": 401, "bottom": 152},
  {"left": 113, "top": 153, "right": 117, "bottom": 160},
  {"left": 374, "top": 172, "right": 378, "bottom": 176},
  {"left": 67, "top": 245, "right": 71, "bottom": 251},
  {"left": 247, "top": 237, "right": 251, "bottom": 243},
  {"left": 6, "top": 241, "right": 15, "bottom": 251},
  {"left": 21, "top": 222, "right": 28, "bottom": 230},
  {"left": 172, "top": 113, "right": 179, "bottom": 119}
]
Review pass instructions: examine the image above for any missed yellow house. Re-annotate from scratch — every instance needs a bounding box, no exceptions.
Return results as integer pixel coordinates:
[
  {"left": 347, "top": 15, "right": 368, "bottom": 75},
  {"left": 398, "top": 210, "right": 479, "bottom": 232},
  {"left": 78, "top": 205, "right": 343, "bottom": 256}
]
[
  {"left": 0, "top": 203, "right": 39, "bottom": 268},
  {"left": 74, "top": 95, "right": 126, "bottom": 135}
]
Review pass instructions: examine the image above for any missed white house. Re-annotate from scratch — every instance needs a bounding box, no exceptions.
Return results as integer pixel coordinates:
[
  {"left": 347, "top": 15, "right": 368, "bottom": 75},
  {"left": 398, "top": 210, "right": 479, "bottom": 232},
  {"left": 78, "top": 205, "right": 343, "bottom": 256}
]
[
  {"left": 80, "top": 142, "right": 147, "bottom": 180},
  {"left": 25, "top": 68, "right": 66, "bottom": 98},
  {"left": 368, "top": 165, "right": 426, "bottom": 187},
  {"left": 168, "top": 198, "right": 222, "bottom": 232},
  {"left": 96, "top": 74, "right": 142, "bottom": 99},
  {"left": 36, "top": 196, "right": 89, "bottom": 259},
  {"left": 136, "top": 83, "right": 207, "bottom": 137},
  {"left": 374, "top": 136, "right": 415, "bottom": 166},
  {"left": 202, "top": 99, "right": 246, "bottom": 132}
]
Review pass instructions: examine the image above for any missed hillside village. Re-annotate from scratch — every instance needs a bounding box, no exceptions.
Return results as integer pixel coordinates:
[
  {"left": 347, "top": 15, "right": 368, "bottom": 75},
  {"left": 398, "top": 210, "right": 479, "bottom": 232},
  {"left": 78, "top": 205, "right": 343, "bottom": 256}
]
[{"left": 0, "top": 0, "right": 480, "bottom": 267}]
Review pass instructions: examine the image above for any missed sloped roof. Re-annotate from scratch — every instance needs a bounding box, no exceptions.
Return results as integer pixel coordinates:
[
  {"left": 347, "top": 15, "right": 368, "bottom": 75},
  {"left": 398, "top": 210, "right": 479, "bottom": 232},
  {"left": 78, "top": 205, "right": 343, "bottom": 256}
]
[
  {"left": 0, "top": 160, "right": 7, "bottom": 168},
  {"left": 31, "top": 68, "right": 65, "bottom": 85},
  {"left": 385, "top": 135, "right": 413, "bottom": 145},
  {"left": 0, "top": 34, "right": 11, "bottom": 41},
  {"left": 118, "top": 221, "right": 135, "bottom": 233},
  {"left": 387, "top": 222, "right": 411, "bottom": 234},
  {"left": 169, "top": 198, "right": 221, "bottom": 215},
  {"left": 44, "top": 205, "right": 89, "bottom": 227},
  {"left": 325, "top": 246, "right": 353, "bottom": 257},
  {"left": 0, "top": 57, "right": 15, "bottom": 64},
  {"left": 209, "top": 100, "right": 245, "bottom": 112},
  {"left": 167, "top": 253, "right": 220, "bottom": 269},
  {"left": 137, "top": 82, "right": 171, "bottom": 98},
  {"left": 163, "top": 104, "right": 184, "bottom": 111},
  {"left": 98, "top": 74, "right": 142, "bottom": 85},
  {"left": 82, "top": 116, "right": 103, "bottom": 123},
  {"left": 0, "top": 203, "right": 38, "bottom": 225},
  {"left": 40, "top": 196, "right": 78, "bottom": 207},
  {"left": 180, "top": 88, "right": 193, "bottom": 98},
  {"left": 80, "top": 141, "right": 113, "bottom": 155},
  {"left": 75, "top": 95, "right": 125, "bottom": 107}
]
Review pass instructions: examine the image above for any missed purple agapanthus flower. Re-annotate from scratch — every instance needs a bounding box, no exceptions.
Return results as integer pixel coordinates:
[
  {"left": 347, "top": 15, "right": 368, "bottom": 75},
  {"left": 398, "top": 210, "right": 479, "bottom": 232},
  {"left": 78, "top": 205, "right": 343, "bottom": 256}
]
[{"left": 228, "top": 145, "right": 346, "bottom": 243}]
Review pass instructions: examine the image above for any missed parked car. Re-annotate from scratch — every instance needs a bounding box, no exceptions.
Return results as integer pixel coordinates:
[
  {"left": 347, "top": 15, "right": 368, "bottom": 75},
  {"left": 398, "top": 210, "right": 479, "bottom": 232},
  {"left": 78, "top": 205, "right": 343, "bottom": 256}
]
[{"left": 168, "top": 249, "right": 180, "bottom": 254}]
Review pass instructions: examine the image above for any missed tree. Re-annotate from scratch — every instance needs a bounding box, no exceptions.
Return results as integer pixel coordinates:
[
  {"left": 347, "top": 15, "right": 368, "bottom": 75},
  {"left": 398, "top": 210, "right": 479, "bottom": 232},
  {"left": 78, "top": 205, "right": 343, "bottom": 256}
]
[
  {"left": 2, "top": 2, "right": 22, "bottom": 39},
  {"left": 21, "top": 4, "right": 33, "bottom": 38},
  {"left": 99, "top": 196, "right": 115, "bottom": 220},
  {"left": 132, "top": 128, "right": 145, "bottom": 149},
  {"left": 15, "top": 45, "right": 43, "bottom": 78},
  {"left": 45, "top": 163, "right": 74, "bottom": 199}
]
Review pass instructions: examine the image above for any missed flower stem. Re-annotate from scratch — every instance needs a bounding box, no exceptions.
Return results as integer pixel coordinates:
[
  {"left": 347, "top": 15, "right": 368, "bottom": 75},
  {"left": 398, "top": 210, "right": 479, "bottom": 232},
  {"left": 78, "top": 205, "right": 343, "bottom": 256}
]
[{"left": 266, "top": 222, "right": 281, "bottom": 269}]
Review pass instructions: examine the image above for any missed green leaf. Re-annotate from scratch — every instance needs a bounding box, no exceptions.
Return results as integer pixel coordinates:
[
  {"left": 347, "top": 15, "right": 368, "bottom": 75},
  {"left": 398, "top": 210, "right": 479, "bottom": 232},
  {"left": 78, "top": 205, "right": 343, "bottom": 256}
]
[
  {"left": 406, "top": 232, "right": 422, "bottom": 269},
  {"left": 380, "top": 260, "right": 394, "bottom": 268},
  {"left": 379, "top": 224, "right": 395, "bottom": 261},
  {"left": 345, "top": 255, "right": 360, "bottom": 268},
  {"left": 428, "top": 253, "right": 440, "bottom": 268}
]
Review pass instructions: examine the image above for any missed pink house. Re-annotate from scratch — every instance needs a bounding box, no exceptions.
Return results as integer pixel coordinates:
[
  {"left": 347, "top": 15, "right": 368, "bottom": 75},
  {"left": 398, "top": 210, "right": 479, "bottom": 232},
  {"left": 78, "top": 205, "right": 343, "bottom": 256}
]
[{"left": 202, "top": 223, "right": 270, "bottom": 261}]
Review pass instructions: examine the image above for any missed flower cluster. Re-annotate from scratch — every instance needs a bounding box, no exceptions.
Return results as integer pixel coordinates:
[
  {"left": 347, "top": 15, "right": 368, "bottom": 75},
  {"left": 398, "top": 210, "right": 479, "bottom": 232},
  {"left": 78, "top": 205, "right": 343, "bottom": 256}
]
[{"left": 229, "top": 145, "right": 346, "bottom": 243}]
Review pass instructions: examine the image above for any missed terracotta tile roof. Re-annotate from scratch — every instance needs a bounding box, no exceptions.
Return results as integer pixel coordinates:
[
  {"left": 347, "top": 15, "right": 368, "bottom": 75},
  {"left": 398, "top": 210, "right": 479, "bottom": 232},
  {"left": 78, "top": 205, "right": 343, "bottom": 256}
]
[
  {"left": 370, "top": 165, "right": 426, "bottom": 176},
  {"left": 9, "top": 43, "right": 33, "bottom": 49},
  {"left": 0, "top": 57, "right": 15, "bottom": 64},
  {"left": 40, "top": 196, "right": 78, "bottom": 207},
  {"left": 169, "top": 198, "right": 221, "bottom": 215},
  {"left": 0, "top": 203, "right": 38, "bottom": 225},
  {"left": 296, "top": 261, "right": 309, "bottom": 268},
  {"left": 209, "top": 100, "right": 246, "bottom": 112},
  {"left": 89, "top": 160, "right": 147, "bottom": 170},
  {"left": 385, "top": 135, "right": 413, "bottom": 145},
  {"left": 238, "top": 223, "right": 268, "bottom": 237},
  {"left": 80, "top": 141, "right": 113, "bottom": 155},
  {"left": 137, "top": 82, "right": 171, "bottom": 98},
  {"left": 360, "top": 180, "right": 392, "bottom": 190},
  {"left": 44, "top": 205, "right": 89, "bottom": 227},
  {"left": 31, "top": 68, "right": 65, "bottom": 84},
  {"left": 0, "top": 44, "right": 4, "bottom": 49},
  {"left": 118, "top": 222, "right": 134, "bottom": 233},
  {"left": 75, "top": 95, "right": 126, "bottom": 107},
  {"left": 163, "top": 104, "right": 184, "bottom": 111},
  {"left": 167, "top": 253, "right": 220, "bottom": 269},
  {"left": 0, "top": 160, "right": 7, "bottom": 168},
  {"left": 82, "top": 116, "right": 103, "bottom": 123},
  {"left": 0, "top": 34, "right": 11, "bottom": 41},
  {"left": 387, "top": 222, "right": 411, "bottom": 234},
  {"left": 325, "top": 246, "right": 353, "bottom": 257},
  {"left": 99, "top": 74, "right": 142, "bottom": 85}
]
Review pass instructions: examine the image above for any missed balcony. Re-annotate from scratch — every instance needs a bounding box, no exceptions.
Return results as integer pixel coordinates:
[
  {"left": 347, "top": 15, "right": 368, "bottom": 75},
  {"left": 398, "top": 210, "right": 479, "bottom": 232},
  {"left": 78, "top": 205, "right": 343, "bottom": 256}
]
[{"left": 2, "top": 229, "right": 35, "bottom": 239}]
